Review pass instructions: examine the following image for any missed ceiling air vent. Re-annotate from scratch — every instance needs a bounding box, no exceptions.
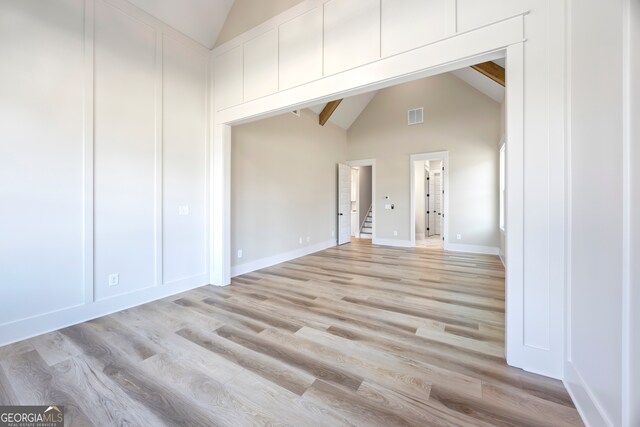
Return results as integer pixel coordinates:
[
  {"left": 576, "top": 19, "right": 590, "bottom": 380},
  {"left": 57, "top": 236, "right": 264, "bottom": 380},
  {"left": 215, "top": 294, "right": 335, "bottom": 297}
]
[{"left": 408, "top": 107, "right": 424, "bottom": 126}]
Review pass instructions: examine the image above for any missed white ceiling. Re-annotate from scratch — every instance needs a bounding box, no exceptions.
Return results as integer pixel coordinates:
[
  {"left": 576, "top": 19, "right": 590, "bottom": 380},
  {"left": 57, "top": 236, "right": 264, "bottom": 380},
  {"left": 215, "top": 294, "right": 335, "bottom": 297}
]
[
  {"left": 127, "top": 0, "right": 235, "bottom": 48},
  {"left": 309, "top": 91, "right": 378, "bottom": 130}
]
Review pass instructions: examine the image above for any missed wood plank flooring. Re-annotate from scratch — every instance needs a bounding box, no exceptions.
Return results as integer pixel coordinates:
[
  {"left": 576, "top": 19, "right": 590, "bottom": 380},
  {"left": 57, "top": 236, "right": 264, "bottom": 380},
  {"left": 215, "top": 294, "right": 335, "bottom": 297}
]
[{"left": 0, "top": 240, "right": 583, "bottom": 426}]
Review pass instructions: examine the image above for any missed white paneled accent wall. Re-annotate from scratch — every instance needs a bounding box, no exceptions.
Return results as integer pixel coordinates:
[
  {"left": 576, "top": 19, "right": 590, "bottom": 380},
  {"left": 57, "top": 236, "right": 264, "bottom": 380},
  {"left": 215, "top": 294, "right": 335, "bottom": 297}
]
[
  {"left": 0, "top": 0, "right": 210, "bottom": 346},
  {"left": 211, "top": 0, "right": 529, "bottom": 113}
]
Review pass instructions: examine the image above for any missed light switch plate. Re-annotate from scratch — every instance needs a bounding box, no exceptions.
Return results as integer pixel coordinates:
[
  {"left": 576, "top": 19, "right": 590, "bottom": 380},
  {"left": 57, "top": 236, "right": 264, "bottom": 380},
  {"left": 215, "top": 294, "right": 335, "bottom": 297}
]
[
  {"left": 178, "top": 205, "right": 190, "bottom": 216},
  {"left": 385, "top": 204, "right": 392, "bottom": 210}
]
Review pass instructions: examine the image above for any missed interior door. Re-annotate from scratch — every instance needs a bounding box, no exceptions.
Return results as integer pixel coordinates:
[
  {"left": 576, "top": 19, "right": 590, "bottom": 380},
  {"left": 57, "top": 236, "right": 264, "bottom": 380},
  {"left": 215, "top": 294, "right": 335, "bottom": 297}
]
[
  {"left": 338, "top": 163, "right": 352, "bottom": 245},
  {"left": 434, "top": 171, "right": 442, "bottom": 235},
  {"left": 428, "top": 171, "right": 436, "bottom": 236}
]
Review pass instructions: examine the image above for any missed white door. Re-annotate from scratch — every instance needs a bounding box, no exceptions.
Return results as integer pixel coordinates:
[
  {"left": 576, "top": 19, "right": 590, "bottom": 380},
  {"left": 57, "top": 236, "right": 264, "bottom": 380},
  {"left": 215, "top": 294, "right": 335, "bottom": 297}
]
[
  {"left": 428, "top": 172, "right": 436, "bottom": 236},
  {"left": 338, "top": 163, "right": 352, "bottom": 245},
  {"left": 433, "top": 171, "right": 442, "bottom": 235}
]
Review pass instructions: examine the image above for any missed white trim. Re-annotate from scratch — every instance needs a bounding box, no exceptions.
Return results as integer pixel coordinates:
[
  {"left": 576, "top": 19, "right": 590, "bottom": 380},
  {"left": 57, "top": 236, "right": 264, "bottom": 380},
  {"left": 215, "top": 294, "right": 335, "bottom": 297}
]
[
  {"left": 231, "top": 240, "right": 336, "bottom": 277},
  {"left": 504, "top": 42, "right": 528, "bottom": 373},
  {"left": 154, "top": 30, "right": 164, "bottom": 288},
  {"left": 0, "top": 274, "right": 208, "bottom": 348},
  {"left": 347, "top": 159, "right": 377, "bottom": 241},
  {"left": 564, "top": 0, "right": 574, "bottom": 383},
  {"left": 409, "top": 151, "right": 449, "bottom": 248},
  {"left": 372, "top": 238, "right": 413, "bottom": 248},
  {"left": 621, "top": 0, "right": 636, "bottom": 424},
  {"left": 564, "top": 362, "right": 613, "bottom": 427},
  {"left": 445, "top": 243, "right": 500, "bottom": 256},
  {"left": 83, "top": 0, "right": 95, "bottom": 304},
  {"left": 211, "top": 124, "right": 231, "bottom": 285}
]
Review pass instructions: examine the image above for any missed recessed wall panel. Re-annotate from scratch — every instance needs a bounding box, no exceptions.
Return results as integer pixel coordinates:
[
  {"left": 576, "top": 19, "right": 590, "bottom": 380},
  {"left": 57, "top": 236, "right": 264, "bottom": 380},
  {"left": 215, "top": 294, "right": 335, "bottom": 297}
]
[
  {"left": 457, "top": 0, "right": 526, "bottom": 32},
  {"left": 324, "top": 0, "right": 381, "bottom": 76},
  {"left": 162, "top": 36, "right": 207, "bottom": 283},
  {"left": 279, "top": 8, "right": 323, "bottom": 90},
  {"left": 94, "top": 0, "right": 157, "bottom": 300},
  {"left": 0, "top": 0, "right": 85, "bottom": 324},
  {"left": 381, "top": 0, "right": 454, "bottom": 57},
  {"left": 214, "top": 46, "right": 243, "bottom": 110},
  {"left": 244, "top": 29, "right": 279, "bottom": 101}
]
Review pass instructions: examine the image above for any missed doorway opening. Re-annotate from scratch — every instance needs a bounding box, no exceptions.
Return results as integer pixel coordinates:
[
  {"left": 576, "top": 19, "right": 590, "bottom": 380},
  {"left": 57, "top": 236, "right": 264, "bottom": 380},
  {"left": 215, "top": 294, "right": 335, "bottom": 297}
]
[
  {"left": 346, "top": 159, "right": 376, "bottom": 244},
  {"left": 216, "top": 45, "right": 530, "bottom": 373},
  {"left": 414, "top": 158, "right": 445, "bottom": 248},
  {"left": 411, "top": 152, "right": 448, "bottom": 249},
  {"left": 350, "top": 165, "right": 373, "bottom": 239}
]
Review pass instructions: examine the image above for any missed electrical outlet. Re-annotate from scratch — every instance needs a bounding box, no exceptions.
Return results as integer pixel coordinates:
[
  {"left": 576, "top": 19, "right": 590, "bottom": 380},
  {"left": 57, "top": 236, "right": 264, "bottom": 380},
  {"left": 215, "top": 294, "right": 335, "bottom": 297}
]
[
  {"left": 237, "top": 249, "right": 243, "bottom": 259},
  {"left": 299, "top": 237, "right": 303, "bottom": 244},
  {"left": 178, "top": 205, "right": 190, "bottom": 216},
  {"left": 306, "top": 236, "right": 310, "bottom": 243},
  {"left": 108, "top": 273, "right": 119, "bottom": 287},
  {"left": 331, "top": 231, "right": 335, "bottom": 237},
  {"left": 393, "top": 230, "right": 398, "bottom": 237},
  {"left": 457, "top": 234, "right": 462, "bottom": 240}
]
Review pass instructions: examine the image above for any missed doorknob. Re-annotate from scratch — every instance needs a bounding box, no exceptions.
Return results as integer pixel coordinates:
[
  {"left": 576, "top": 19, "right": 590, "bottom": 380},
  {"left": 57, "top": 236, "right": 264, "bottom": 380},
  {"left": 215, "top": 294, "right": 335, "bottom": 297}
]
[{"left": 338, "top": 213, "right": 344, "bottom": 216}]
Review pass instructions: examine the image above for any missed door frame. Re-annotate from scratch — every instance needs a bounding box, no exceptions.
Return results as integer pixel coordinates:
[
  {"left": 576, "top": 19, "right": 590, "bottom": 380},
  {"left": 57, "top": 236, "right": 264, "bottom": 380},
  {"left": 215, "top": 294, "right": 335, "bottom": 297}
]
[
  {"left": 410, "top": 152, "right": 449, "bottom": 248},
  {"left": 212, "top": 43, "right": 528, "bottom": 374},
  {"left": 346, "top": 159, "right": 377, "bottom": 241}
]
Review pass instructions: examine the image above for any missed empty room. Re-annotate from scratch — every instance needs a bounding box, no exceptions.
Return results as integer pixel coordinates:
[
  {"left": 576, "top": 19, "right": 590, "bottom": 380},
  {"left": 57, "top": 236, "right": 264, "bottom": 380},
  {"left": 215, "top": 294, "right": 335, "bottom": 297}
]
[{"left": 0, "top": 0, "right": 637, "bottom": 426}]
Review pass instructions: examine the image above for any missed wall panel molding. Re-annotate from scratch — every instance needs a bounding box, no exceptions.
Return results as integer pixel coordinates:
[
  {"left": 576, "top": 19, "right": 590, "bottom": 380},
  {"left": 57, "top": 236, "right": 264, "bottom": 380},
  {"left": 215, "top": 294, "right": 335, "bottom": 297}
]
[{"left": 83, "top": 0, "right": 96, "bottom": 304}]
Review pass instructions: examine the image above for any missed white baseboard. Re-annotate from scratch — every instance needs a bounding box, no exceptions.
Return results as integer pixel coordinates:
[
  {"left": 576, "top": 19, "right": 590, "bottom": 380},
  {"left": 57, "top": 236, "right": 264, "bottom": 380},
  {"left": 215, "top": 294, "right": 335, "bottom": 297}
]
[
  {"left": 564, "top": 361, "right": 611, "bottom": 427},
  {"left": 0, "top": 274, "right": 209, "bottom": 348},
  {"left": 372, "top": 238, "right": 413, "bottom": 248},
  {"left": 444, "top": 243, "right": 500, "bottom": 255},
  {"left": 231, "top": 240, "right": 336, "bottom": 278},
  {"left": 499, "top": 253, "right": 506, "bottom": 267}
]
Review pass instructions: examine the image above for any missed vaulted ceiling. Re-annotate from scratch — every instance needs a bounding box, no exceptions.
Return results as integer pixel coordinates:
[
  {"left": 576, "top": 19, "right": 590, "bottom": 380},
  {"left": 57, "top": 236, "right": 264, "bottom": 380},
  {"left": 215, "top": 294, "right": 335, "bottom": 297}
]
[
  {"left": 127, "top": 0, "right": 235, "bottom": 48},
  {"left": 308, "top": 60, "right": 505, "bottom": 130}
]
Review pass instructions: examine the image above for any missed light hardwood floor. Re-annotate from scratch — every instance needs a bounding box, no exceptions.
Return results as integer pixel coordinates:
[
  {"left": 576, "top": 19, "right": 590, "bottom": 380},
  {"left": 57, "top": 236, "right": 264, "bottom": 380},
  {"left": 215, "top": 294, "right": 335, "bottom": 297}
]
[{"left": 0, "top": 240, "right": 583, "bottom": 426}]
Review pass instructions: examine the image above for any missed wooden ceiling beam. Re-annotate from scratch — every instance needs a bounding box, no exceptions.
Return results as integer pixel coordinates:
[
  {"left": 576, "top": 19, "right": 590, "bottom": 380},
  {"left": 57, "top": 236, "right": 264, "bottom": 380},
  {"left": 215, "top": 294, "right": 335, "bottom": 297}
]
[
  {"left": 471, "top": 61, "right": 505, "bottom": 86},
  {"left": 319, "top": 99, "right": 343, "bottom": 126}
]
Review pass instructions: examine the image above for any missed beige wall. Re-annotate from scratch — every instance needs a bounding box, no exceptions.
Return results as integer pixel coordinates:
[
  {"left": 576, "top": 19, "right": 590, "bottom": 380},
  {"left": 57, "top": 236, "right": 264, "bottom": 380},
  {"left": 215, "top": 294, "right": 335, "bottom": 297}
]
[
  {"left": 215, "top": 0, "right": 304, "bottom": 46},
  {"left": 347, "top": 73, "right": 501, "bottom": 248},
  {"left": 231, "top": 109, "right": 346, "bottom": 267}
]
